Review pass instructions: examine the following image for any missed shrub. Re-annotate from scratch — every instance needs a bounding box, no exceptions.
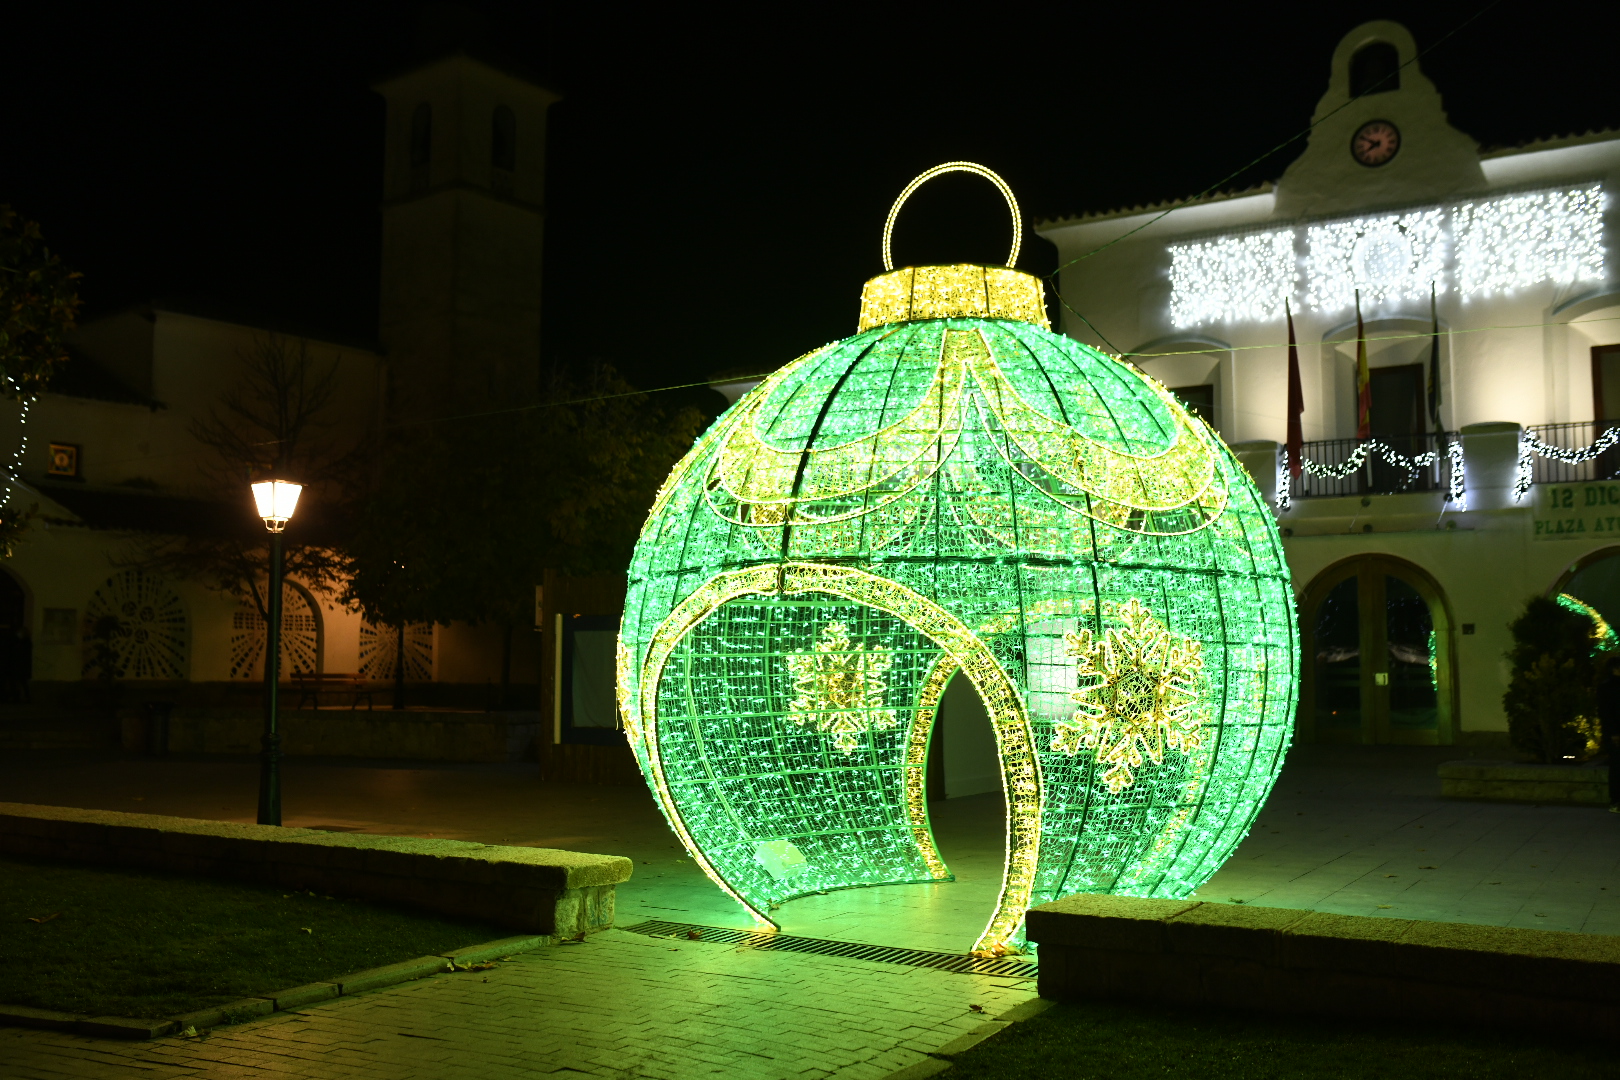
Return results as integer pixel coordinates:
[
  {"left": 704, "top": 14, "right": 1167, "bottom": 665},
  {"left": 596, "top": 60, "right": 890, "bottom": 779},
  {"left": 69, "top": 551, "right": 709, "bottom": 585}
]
[{"left": 1502, "top": 596, "right": 1604, "bottom": 763}]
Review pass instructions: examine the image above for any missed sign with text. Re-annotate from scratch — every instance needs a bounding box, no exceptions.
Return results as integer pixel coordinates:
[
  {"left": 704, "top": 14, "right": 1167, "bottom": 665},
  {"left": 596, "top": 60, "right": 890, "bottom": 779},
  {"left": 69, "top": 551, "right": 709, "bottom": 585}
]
[{"left": 1535, "top": 482, "right": 1620, "bottom": 540}]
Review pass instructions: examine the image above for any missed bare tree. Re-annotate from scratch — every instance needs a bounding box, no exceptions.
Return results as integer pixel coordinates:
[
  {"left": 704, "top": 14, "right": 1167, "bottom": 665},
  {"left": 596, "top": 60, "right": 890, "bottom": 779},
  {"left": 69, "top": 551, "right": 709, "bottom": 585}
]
[{"left": 134, "top": 333, "right": 368, "bottom": 621}]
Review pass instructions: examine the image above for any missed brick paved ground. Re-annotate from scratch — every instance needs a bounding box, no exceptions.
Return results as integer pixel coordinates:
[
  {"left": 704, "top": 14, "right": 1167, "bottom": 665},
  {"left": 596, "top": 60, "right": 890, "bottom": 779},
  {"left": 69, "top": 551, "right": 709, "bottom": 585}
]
[
  {"left": 1199, "top": 746, "right": 1620, "bottom": 934},
  {"left": 3, "top": 929, "right": 1035, "bottom": 1080},
  {"left": 5, "top": 744, "right": 1619, "bottom": 1077},
  {"left": 3, "top": 744, "right": 1615, "bottom": 944}
]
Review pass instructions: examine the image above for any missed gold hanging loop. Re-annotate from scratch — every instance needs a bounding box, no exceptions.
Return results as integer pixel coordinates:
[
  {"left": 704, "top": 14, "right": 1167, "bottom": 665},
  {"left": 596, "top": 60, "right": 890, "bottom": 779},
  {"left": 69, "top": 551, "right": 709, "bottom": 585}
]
[{"left": 882, "top": 161, "right": 1022, "bottom": 272}]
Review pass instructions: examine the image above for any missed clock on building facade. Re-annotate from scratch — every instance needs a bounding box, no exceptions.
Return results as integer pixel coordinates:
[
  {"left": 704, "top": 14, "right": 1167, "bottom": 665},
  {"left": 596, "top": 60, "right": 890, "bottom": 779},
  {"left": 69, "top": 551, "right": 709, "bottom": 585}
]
[{"left": 1351, "top": 120, "right": 1401, "bottom": 166}]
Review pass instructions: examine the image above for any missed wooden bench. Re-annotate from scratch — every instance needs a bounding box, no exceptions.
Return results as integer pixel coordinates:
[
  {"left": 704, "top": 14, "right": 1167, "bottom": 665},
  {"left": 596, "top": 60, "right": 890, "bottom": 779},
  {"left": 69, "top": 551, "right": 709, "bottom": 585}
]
[{"left": 293, "top": 672, "right": 374, "bottom": 711}]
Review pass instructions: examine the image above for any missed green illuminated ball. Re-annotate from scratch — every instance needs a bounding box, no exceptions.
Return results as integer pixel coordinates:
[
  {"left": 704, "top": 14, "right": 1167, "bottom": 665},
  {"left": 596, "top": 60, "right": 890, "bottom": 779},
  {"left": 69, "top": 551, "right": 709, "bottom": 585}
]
[{"left": 617, "top": 276, "right": 1297, "bottom": 954}]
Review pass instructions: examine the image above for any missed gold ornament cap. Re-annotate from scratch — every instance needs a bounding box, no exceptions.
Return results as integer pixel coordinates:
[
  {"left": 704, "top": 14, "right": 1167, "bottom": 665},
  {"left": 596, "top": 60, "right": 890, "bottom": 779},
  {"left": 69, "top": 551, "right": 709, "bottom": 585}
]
[
  {"left": 858, "top": 162, "right": 1049, "bottom": 332},
  {"left": 858, "top": 264, "right": 1050, "bottom": 332}
]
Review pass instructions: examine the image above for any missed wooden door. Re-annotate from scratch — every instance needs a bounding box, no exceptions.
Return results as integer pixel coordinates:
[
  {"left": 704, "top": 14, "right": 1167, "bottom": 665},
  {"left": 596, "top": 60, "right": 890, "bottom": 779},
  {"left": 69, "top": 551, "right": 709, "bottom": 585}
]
[{"left": 1300, "top": 556, "right": 1455, "bottom": 745}]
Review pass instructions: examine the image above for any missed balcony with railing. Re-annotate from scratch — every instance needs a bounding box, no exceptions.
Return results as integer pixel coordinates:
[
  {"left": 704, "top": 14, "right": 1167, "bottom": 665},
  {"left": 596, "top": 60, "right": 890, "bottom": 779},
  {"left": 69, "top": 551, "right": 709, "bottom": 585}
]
[
  {"left": 1289, "top": 433, "right": 1459, "bottom": 500},
  {"left": 1525, "top": 421, "right": 1620, "bottom": 485}
]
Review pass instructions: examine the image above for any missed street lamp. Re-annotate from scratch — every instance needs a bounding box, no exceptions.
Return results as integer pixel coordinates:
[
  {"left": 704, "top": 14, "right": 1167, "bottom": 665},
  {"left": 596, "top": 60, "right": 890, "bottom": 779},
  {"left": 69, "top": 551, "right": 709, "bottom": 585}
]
[{"left": 251, "top": 478, "right": 302, "bottom": 826}]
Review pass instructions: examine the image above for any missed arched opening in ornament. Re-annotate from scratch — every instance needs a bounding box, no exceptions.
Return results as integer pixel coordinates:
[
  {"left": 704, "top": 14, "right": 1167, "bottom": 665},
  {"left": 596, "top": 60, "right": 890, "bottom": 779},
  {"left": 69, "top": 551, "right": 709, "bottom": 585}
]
[
  {"left": 644, "top": 581, "right": 1039, "bottom": 952},
  {"left": 932, "top": 671, "right": 1000, "bottom": 798},
  {"left": 917, "top": 670, "right": 1009, "bottom": 939},
  {"left": 1300, "top": 555, "right": 1454, "bottom": 744}
]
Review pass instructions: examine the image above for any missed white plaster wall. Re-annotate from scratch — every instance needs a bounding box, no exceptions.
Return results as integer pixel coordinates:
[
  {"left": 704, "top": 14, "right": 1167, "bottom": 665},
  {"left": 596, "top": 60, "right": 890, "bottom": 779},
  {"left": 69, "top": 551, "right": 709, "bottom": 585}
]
[
  {"left": 1035, "top": 22, "right": 1620, "bottom": 745},
  {"left": 0, "top": 516, "right": 370, "bottom": 685},
  {"left": 1283, "top": 507, "right": 1620, "bottom": 735}
]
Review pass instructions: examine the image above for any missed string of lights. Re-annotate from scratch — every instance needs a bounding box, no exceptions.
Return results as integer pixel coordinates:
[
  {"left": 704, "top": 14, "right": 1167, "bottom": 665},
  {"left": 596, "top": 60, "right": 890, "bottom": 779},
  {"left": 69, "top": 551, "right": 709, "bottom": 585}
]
[
  {"left": 1276, "top": 438, "right": 1465, "bottom": 512},
  {"left": 1514, "top": 425, "right": 1620, "bottom": 502},
  {"left": 1052, "top": 292, "right": 1619, "bottom": 371},
  {"left": 2, "top": 383, "right": 33, "bottom": 513},
  {"left": 73, "top": 310, "right": 1620, "bottom": 474},
  {"left": 1164, "top": 186, "right": 1604, "bottom": 328}
]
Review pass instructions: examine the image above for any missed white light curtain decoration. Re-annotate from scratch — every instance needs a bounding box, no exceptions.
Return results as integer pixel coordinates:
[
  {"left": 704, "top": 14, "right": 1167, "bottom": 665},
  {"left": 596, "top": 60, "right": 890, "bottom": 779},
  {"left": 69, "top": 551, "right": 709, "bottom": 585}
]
[
  {"left": 1162, "top": 185, "right": 1606, "bottom": 325},
  {"left": 1304, "top": 210, "right": 1446, "bottom": 312},
  {"left": 1168, "top": 229, "right": 1296, "bottom": 328},
  {"left": 1455, "top": 186, "right": 1605, "bottom": 300}
]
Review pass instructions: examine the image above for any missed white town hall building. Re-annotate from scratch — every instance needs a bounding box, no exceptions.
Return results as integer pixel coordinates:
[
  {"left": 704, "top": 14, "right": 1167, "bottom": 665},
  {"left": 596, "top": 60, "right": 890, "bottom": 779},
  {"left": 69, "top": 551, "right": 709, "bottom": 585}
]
[{"left": 1040, "top": 21, "right": 1620, "bottom": 746}]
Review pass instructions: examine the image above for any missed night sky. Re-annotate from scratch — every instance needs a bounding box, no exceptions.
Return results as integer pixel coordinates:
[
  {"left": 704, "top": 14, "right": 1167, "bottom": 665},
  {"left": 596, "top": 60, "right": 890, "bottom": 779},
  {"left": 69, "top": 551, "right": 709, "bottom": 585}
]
[{"left": 4, "top": 2, "right": 1617, "bottom": 416}]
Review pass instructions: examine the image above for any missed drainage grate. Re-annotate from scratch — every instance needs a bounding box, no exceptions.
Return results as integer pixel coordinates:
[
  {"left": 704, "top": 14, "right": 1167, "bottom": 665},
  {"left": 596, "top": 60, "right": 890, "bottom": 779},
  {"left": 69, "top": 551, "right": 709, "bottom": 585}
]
[{"left": 621, "top": 920, "right": 1038, "bottom": 978}]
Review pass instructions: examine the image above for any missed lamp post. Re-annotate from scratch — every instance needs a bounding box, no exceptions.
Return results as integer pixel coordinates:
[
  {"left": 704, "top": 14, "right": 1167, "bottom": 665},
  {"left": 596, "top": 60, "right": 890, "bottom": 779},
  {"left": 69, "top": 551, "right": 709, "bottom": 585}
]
[{"left": 251, "top": 478, "right": 302, "bottom": 826}]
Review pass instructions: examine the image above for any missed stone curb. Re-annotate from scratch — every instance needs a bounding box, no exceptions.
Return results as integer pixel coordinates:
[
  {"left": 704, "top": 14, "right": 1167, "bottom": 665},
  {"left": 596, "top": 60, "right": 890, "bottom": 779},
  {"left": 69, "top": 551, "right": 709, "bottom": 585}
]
[
  {"left": 1026, "top": 894, "right": 1620, "bottom": 1036},
  {"left": 0, "top": 932, "right": 554, "bottom": 1041},
  {"left": 0, "top": 803, "right": 631, "bottom": 937},
  {"left": 873, "top": 997, "right": 1053, "bottom": 1080}
]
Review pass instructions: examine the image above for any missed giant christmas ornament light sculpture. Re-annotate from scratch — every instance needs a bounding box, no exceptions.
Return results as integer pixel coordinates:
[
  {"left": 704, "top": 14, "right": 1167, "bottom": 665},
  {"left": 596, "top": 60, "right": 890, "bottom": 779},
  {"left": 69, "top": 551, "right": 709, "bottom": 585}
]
[{"left": 618, "top": 163, "right": 1298, "bottom": 954}]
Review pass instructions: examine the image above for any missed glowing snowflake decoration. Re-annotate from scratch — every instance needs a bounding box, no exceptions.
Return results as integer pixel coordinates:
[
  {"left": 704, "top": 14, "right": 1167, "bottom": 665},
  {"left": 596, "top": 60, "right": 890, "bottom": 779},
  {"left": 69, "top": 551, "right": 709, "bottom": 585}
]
[
  {"left": 785, "top": 621, "right": 897, "bottom": 754},
  {"left": 1054, "top": 598, "right": 1204, "bottom": 793}
]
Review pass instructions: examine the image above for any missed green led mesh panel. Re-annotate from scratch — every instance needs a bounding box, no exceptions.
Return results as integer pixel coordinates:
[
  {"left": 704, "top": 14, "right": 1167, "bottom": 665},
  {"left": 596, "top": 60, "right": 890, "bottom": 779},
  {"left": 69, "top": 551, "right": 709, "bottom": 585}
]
[{"left": 618, "top": 311, "right": 1298, "bottom": 954}]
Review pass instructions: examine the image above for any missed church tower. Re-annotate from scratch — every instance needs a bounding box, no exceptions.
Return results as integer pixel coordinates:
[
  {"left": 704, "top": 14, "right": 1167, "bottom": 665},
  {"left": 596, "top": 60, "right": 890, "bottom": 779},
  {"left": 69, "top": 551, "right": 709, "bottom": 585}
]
[{"left": 374, "top": 52, "right": 559, "bottom": 423}]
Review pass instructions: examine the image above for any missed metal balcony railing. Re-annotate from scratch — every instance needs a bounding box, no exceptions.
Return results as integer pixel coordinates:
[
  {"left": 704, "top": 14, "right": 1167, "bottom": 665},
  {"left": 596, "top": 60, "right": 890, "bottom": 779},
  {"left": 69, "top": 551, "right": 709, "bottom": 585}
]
[
  {"left": 1525, "top": 421, "right": 1620, "bottom": 485},
  {"left": 1290, "top": 433, "right": 1458, "bottom": 499}
]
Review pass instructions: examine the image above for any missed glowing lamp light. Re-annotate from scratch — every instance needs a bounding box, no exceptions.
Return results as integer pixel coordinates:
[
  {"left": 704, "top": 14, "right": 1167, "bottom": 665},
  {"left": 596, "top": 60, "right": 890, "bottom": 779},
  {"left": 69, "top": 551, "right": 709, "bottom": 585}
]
[
  {"left": 618, "top": 164, "right": 1299, "bottom": 956},
  {"left": 251, "top": 479, "right": 302, "bottom": 533}
]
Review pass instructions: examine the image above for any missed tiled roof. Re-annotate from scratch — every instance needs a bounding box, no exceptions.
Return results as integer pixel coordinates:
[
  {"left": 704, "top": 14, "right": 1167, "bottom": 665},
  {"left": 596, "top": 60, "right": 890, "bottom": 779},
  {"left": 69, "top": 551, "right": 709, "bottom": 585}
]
[
  {"left": 1036, "top": 128, "right": 1620, "bottom": 231},
  {"left": 49, "top": 347, "right": 157, "bottom": 407},
  {"left": 1034, "top": 182, "right": 1274, "bottom": 230},
  {"left": 1478, "top": 127, "right": 1620, "bottom": 159}
]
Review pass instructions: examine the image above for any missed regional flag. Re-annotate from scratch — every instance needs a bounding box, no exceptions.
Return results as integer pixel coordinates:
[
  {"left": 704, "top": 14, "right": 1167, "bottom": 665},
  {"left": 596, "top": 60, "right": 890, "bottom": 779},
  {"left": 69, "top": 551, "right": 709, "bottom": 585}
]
[
  {"left": 1286, "top": 299, "right": 1303, "bottom": 477},
  {"left": 1355, "top": 290, "right": 1371, "bottom": 441}
]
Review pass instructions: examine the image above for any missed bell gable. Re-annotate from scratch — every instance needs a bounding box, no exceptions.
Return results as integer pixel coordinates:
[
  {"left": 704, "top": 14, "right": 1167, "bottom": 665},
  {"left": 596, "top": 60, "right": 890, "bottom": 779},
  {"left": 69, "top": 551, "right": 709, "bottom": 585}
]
[{"left": 1273, "top": 21, "right": 1487, "bottom": 219}]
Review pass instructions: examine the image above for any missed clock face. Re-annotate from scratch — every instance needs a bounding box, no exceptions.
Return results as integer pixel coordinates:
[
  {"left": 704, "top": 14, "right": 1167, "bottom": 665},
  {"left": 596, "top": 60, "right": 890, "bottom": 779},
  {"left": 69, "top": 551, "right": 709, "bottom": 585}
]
[{"left": 1351, "top": 120, "right": 1401, "bottom": 167}]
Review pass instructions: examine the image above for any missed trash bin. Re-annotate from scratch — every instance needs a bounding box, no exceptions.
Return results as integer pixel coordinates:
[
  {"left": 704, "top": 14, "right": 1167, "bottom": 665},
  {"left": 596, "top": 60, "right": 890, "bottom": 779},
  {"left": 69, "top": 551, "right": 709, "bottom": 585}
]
[{"left": 143, "top": 701, "right": 175, "bottom": 756}]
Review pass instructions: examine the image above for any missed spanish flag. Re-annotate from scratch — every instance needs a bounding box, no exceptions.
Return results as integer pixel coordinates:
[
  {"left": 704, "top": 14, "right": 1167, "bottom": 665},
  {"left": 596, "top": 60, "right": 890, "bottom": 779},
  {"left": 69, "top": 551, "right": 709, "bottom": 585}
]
[{"left": 1355, "top": 289, "right": 1371, "bottom": 440}]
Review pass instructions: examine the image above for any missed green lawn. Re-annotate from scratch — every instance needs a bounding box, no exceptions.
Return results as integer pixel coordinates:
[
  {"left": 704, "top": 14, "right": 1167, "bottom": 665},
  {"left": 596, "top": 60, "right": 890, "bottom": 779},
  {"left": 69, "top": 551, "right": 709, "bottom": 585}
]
[
  {"left": 0, "top": 856, "right": 511, "bottom": 1020},
  {"left": 949, "top": 999, "right": 1615, "bottom": 1080}
]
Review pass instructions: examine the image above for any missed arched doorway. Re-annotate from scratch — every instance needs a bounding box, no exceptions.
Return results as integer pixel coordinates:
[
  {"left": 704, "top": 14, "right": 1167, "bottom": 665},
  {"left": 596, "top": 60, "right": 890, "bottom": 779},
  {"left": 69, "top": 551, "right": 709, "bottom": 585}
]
[
  {"left": 1552, "top": 547, "right": 1620, "bottom": 627},
  {"left": 229, "top": 581, "right": 322, "bottom": 679},
  {"left": 81, "top": 570, "right": 189, "bottom": 680},
  {"left": 1299, "top": 555, "right": 1455, "bottom": 744}
]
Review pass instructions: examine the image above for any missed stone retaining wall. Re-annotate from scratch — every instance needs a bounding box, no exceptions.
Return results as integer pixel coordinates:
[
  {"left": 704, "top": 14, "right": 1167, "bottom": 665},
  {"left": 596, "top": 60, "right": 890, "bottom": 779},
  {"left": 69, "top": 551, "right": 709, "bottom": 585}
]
[
  {"left": 1027, "top": 895, "right": 1620, "bottom": 1037},
  {"left": 1439, "top": 760, "right": 1608, "bottom": 805},
  {"left": 0, "top": 802, "right": 631, "bottom": 936}
]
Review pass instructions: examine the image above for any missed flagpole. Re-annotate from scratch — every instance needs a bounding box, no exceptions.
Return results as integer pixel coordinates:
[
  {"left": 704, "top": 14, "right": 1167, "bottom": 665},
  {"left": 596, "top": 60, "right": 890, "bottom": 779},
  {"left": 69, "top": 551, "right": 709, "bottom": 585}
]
[
  {"left": 1355, "top": 290, "right": 1371, "bottom": 442},
  {"left": 1428, "top": 283, "right": 1442, "bottom": 435},
  {"left": 1286, "top": 298, "right": 1303, "bottom": 480}
]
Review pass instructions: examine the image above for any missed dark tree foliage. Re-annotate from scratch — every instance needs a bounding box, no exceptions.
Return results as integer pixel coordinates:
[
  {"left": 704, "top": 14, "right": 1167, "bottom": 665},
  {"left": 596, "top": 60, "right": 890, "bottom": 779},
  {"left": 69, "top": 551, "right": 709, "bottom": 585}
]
[
  {"left": 0, "top": 205, "right": 80, "bottom": 556},
  {"left": 1502, "top": 596, "right": 1603, "bottom": 764},
  {"left": 0, "top": 205, "right": 79, "bottom": 399},
  {"left": 343, "top": 362, "right": 701, "bottom": 693}
]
